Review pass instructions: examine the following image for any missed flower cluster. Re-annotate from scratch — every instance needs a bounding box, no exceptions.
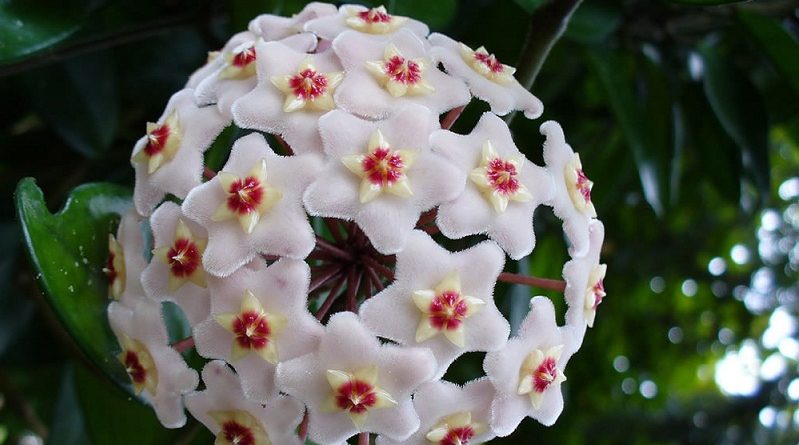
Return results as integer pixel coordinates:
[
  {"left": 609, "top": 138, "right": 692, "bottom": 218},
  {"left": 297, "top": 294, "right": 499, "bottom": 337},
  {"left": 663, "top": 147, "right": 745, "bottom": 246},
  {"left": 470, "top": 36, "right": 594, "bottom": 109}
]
[{"left": 106, "top": 3, "right": 607, "bottom": 444}]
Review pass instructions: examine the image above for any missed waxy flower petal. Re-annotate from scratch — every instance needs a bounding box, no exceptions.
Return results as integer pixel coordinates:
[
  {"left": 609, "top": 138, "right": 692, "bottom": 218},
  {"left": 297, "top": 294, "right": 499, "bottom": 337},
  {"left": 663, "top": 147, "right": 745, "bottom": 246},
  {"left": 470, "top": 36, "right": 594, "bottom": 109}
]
[
  {"left": 185, "top": 361, "right": 304, "bottom": 445},
  {"left": 303, "top": 105, "right": 464, "bottom": 254},
  {"left": 108, "top": 300, "right": 199, "bottom": 428},
  {"left": 193, "top": 258, "right": 323, "bottom": 402},
  {"left": 378, "top": 379, "right": 496, "bottom": 445},
  {"left": 132, "top": 89, "right": 230, "bottom": 216},
  {"left": 360, "top": 230, "right": 509, "bottom": 378},
  {"left": 106, "top": 210, "right": 148, "bottom": 307},
  {"left": 564, "top": 220, "right": 606, "bottom": 332},
  {"left": 333, "top": 30, "right": 469, "bottom": 119},
  {"left": 232, "top": 41, "right": 343, "bottom": 154},
  {"left": 183, "top": 133, "right": 321, "bottom": 277},
  {"left": 484, "top": 297, "right": 576, "bottom": 434},
  {"left": 141, "top": 202, "right": 211, "bottom": 325},
  {"left": 429, "top": 33, "right": 543, "bottom": 119},
  {"left": 276, "top": 312, "right": 436, "bottom": 445},
  {"left": 541, "top": 120, "right": 597, "bottom": 258},
  {"left": 304, "top": 4, "right": 429, "bottom": 41},
  {"left": 249, "top": 2, "right": 338, "bottom": 41},
  {"left": 432, "top": 112, "right": 555, "bottom": 260}
]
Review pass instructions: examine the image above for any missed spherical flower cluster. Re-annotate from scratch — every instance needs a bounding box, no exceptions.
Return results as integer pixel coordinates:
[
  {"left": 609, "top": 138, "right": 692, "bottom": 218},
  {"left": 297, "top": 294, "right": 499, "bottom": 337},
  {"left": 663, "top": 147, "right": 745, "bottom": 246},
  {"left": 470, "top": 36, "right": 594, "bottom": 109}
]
[{"left": 105, "top": 3, "right": 607, "bottom": 444}]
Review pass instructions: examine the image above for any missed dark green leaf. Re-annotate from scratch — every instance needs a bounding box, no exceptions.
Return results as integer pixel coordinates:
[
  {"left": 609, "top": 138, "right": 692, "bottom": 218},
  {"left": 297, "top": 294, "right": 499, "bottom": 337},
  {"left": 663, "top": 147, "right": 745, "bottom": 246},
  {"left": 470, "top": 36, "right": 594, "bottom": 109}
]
[
  {"left": 738, "top": 11, "right": 799, "bottom": 98},
  {"left": 565, "top": 0, "right": 621, "bottom": 44},
  {"left": 48, "top": 366, "right": 91, "bottom": 445},
  {"left": 513, "top": 0, "right": 546, "bottom": 14},
  {"left": 0, "top": 222, "right": 35, "bottom": 358},
  {"left": 667, "top": 0, "right": 748, "bottom": 5},
  {"left": 23, "top": 51, "right": 118, "bottom": 158},
  {"left": 15, "top": 178, "right": 133, "bottom": 393},
  {"left": 0, "top": 0, "right": 102, "bottom": 64},
  {"left": 588, "top": 48, "right": 667, "bottom": 216},
  {"left": 392, "top": 0, "right": 457, "bottom": 30},
  {"left": 700, "top": 43, "right": 770, "bottom": 197}
]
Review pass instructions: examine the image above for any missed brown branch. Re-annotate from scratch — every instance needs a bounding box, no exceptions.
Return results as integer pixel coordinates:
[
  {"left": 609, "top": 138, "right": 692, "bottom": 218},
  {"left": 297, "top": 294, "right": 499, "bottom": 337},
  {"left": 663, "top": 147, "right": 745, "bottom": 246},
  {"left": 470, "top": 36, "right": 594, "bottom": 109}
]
[
  {"left": 361, "top": 269, "right": 373, "bottom": 300},
  {"left": 361, "top": 255, "right": 394, "bottom": 281},
  {"left": 315, "top": 274, "right": 347, "bottom": 321},
  {"left": 497, "top": 272, "right": 566, "bottom": 292},
  {"left": 315, "top": 236, "right": 354, "bottom": 260},
  {"left": 274, "top": 134, "right": 294, "bottom": 155},
  {"left": 358, "top": 432, "right": 370, "bottom": 445},
  {"left": 346, "top": 268, "right": 362, "bottom": 312},
  {"left": 309, "top": 266, "right": 343, "bottom": 294},
  {"left": 440, "top": 105, "right": 466, "bottom": 130},
  {"left": 323, "top": 218, "right": 345, "bottom": 244},
  {"left": 365, "top": 265, "right": 384, "bottom": 292},
  {"left": 298, "top": 411, "right": 309, "bottom": 441},
  {"left": 170, "top": 336, "right": 196, "bottom": 353},
  {"left": 415, "top": 208, "right": 438, "bottom": 228},
  {"left": 203, "top": 166, "right": 217, "bottom": 180}
]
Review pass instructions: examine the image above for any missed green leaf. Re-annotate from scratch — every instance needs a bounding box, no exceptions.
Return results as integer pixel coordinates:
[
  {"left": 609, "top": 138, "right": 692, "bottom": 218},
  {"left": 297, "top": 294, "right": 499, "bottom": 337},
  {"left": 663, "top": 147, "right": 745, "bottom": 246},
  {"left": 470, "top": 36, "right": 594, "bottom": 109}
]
[
  {"left": 588, "top": 48, "right": 667, "bottom": 216},
  {"left": 0, "top": 0, "right": 102, "bottom": 64},
  {"left": 23, "top": 51, "right": 118, "bottom": 158},
  {"left": 565, "top": 0, "right": 621, "bottom": 44},
  {"left": 15, "top": 178, "right": 133, "bottom": 393},
  {"left": 667, "top": 0, "right": 748, "bottom": 5},
  {"left": 738, "top": 11, "right": 799, "bottom": 98},
  {"left": 48, "top": 366, "right": 91, "bottom": 445},
  {"left": 700, "top": 43, "right": 770, "bottom": 197},
  {"left": 391, "top": 0, "right": 457, "bottom": 30},
  {"left": 513, "top": 0, "right": 546, "bottom": 14}
]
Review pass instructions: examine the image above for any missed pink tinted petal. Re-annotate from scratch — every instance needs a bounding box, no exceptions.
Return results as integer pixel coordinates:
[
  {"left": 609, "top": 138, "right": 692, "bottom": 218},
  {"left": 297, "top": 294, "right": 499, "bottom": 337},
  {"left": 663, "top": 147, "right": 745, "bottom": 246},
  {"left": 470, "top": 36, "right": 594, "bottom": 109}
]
[
  {"left": 304, "top": 4, "right": 429, "bottom": 41},
  {"left": 115, "top": 209, "right": 148, "bottom": 307},
  {"left": 249, "top": 2, "right": 337, "bottom": 40}
]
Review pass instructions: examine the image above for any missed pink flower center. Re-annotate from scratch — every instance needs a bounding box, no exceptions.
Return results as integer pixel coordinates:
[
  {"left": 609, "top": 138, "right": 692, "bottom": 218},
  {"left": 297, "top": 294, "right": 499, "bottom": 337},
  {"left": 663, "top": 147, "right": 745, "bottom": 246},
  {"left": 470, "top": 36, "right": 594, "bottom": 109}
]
[
  {"left": 226, "top": 176, "right": 264, "bottom": 215},
  {"left": 335, "top": 379, "right": 379, "bottom": 414},
  {"left": 221, "top": 421, "right": 255, "bottom": 445},
  {"left": 232, "top": 311, "right": 271, "bottom": 351},
  {"left": 104, "top": 252, "right": 118, "bottom": 282},
  {"left": 123, "top": 350, "right": 147, "bottom": 385},
  {"left": 384, "top": 55, "right": 421, "bottom": 84},
  {"left": 486, "top": 158, "right": 520, "bottom": 195},
  {"left": 289, "top": 69, "right": 328, "bottom": 100},
  {"left": 474, "top": 52, "right": 504, "bottom": 73},
  {"left": 440, "top": 426, "right": 476, "bottom": 445},
  {"left": 575, "top": 169, "right": 592, "bottom": 204},
  {"left": 167, "top": 238, "right": 201, "bottom": 278},
  {"left": 429, "top": 291, "right": 469, "bottom": 331},
  {"left": 362, "top": 147, "right": 405, "bottom": 186},
  {"left": 358, "top": 8, "right": 391, "bottom": 23},
  {"left": 144, "top": 123, "right": 170, "bottom": 156},
  {"left": 591, "top": 279, "right": 605, "bottom": 310},
  {"left": 231, "top": 45, "right": 256, "bottom": 68},
  {"left": 533, "top": 356, "right": 558, "bottom": 393}
]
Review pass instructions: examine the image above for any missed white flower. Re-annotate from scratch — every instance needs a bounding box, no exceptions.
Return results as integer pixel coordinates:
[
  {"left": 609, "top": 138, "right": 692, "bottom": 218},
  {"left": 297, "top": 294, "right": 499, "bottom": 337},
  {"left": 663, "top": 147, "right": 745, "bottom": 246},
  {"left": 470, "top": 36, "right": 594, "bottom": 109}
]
[
  {"left": 431, "top": 112, "right": 555, "bottom": 259},
  {"left": 105, "top": 209, "right": 148, "bottom": 307},
  {"left": 276, "top": 312, "right": 436, "bottom": 445},
  {"left": 248, "top": 2, "right": 338, "bottom": 41},
  {"left": 360, "top": 230, "right": 509, "bottom": 378},
  {"left": 304, "top": 4, "right": 429, "bottom": 41},
  {"left": 564, "top": 220, "right": 606, "bottom": 331}
]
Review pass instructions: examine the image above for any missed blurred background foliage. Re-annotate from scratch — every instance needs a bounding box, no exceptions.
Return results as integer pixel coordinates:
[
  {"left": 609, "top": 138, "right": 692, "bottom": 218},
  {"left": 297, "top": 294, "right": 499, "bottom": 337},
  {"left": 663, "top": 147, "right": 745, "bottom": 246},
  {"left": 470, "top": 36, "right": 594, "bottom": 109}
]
[{"left": 1, "top": 0, "right": 798, "bottom": 444}]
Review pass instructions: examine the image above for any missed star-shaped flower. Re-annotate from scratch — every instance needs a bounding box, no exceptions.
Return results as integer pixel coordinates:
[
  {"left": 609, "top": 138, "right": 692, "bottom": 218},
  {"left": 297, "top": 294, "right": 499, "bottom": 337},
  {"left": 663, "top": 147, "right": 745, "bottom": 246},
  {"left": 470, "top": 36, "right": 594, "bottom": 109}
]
[
  {"left": 483, "top": 297, "right": 578, "bottom": 434},
  {"left": 232, "top": 40, "right": 343, "bottom": 154},
  {"left": 131, "top": 89, "right": 230, "bottom": 216},
  {"left": 541, "top": 120, "right": 597, "bottom": 258},
  {"left": 185, "top": 361, "right": 305, "bottom": 445},
  {"left": 360, "top": 230, "right": 509, "bottom": 378},
  {"left": 332, "top": 30, "right": 469, "bottom": 119},
  {"left": 276, "top": 312, "right": 436, "bottom": 445},
  {"left": 429, "top": 33, "right": 543, "bottom": 119},
  {"left": 303, "top": 4, "right": 429, "bottom": 41},
  {"left": 194, "top": 31, "right": 318, "bottom": 118},
  {"left": 248, "top": 2, "right": 338, "bottom": 41},
  {"left": 193, "top": 258, "right": 323, "bottom": 402},
  {"left": 182, "top": 133, "right": 321, "bottom": 276},
  {"left": 432, "top": 112, "right": 555, "bottom": 259},
  {"left": 564, "top": 220, "right": 606, "bottom": 331},
  {"left": 108, "top": 299, "right": 199, "bottom": 428},
  {"left": 105, "top": 210, "right": 148, "bottom": 307},
  {"left": 378, "top": 378, "right": 496, "bottom": 445},
  {"left": 303, "top": 105, "right": 464, "bottom": 254},
  {"left": 141, "top": 202, "right": 210, "bottom": 325}
]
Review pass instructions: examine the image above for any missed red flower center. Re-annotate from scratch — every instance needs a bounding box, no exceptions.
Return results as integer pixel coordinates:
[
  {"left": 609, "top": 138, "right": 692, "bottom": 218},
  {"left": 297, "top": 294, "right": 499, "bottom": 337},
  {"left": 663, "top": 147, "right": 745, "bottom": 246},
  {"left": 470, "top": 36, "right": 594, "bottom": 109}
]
[
  {"left": 591, "top": 279, "right": 605, "bottom": 310},
  {"left": 335, "top": 379, "right": 379, "bottom": 414},
  {"left": 576, "top": 169, "right": 592, "bottom": 203},
  {"left": 486, "top": 158, "right": 520, "bottom": 195},
  {"left": 226, "top": 176, "right": 264, "bottom": 215},
  {"left": 167, "top": 238, "right": 201, "bottom": 278},
  {"left": 221, "top": 421, "right": 255, "bottom": 445},
  {"left": 358, "top": 8, "right": 391, "bottom": 23},
  {"left": 362, "top": 147, "right": 405, "bottom": 186},
  {"left": 384, "top": 55, "right": 421, "bottom": 85},
  {"left": 231, "top": 45, "right": 256, "bottom": 68},
  {"left": 232, "top": 311, "right": 271, "bottom": 351},
  {"left": 289, "top": 69, "right": 328, "bottom": 100},
  {"left": 104, "top": 252, "right": 118, "bottom": 282},
  {"left": 440, "top": 426, "right": 476, "bottom": 445},
  {"left": 474, "top": 52, "right": 504, "bottom": 73},
  {"left": 533, "top": 356, "right": 558, "bottom": 393},
  {"left": 123, "top": 350, "right": 147, "bottom": 384},
  {"left": 144, "top": 124, "right": 170, "bottom": 156},
  {"left": 428, "top": 291, "right": 469, "bottom": 331}
]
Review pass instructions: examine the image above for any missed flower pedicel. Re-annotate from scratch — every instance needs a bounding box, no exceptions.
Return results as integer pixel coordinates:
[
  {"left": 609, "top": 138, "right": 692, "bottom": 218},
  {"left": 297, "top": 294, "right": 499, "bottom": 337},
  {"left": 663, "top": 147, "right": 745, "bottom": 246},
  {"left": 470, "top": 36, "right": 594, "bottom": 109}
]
[{"left": 107, "top": 3, "right": 606, "bottom": 444}]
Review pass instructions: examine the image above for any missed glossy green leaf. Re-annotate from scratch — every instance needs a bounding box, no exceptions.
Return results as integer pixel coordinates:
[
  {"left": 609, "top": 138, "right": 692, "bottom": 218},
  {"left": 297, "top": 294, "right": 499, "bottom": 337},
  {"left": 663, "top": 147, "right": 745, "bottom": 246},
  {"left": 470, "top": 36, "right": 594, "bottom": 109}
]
[
  {"left": 0, "top": 0, "right": 102, "bottom": 64},
  {"left": 15, "top": 178, "right": 133, "bottom": 392},
  {"left": 588, "top": 48, "right": 667, "bottom": 216},
  {"left": 513, "top": 0, "right": 545, "bottom": 14},
  {"left": 392, "top": 0, "right": 457, "bottom": 30},
  {"left": 738, "top": 11, "right": 799, "bottom": 97},
  {"left": 700, "top": 43, "right": 770, "bottom": 197},
  {"left": 23, "top": 52, "right": 118, "bottom": 158},
  {"left": 565, "top": 0, "right": 621, "bottom": 44}
]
